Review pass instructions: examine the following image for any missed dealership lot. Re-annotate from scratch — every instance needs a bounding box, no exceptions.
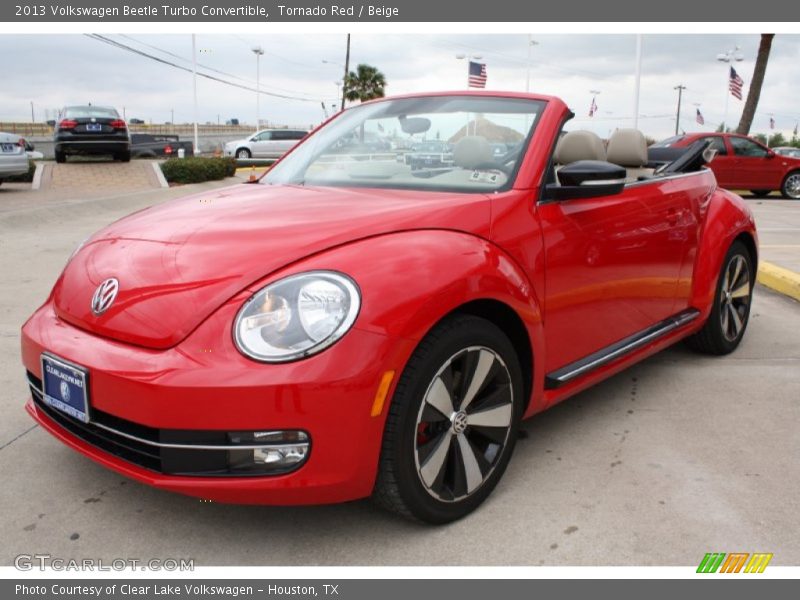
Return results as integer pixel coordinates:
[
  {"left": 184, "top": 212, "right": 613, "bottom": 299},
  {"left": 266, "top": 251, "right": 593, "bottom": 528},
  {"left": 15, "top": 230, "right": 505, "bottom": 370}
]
[{"left": 1, "top": 177, "right": 798, "bottom": 566}]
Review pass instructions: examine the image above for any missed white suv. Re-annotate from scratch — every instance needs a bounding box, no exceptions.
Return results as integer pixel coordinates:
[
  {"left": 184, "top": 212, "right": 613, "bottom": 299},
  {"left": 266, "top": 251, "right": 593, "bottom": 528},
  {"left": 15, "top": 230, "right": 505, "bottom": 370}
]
[{"left": 224, "top": 129, "right": 307, "bottom": 159}]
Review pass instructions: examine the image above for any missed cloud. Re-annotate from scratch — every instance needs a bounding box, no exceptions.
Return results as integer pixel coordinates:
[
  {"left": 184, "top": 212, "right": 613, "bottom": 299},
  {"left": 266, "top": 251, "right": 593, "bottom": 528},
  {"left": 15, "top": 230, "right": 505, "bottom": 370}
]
[{"left": 1, "top": 33, "right": 798, "bottom": 139}]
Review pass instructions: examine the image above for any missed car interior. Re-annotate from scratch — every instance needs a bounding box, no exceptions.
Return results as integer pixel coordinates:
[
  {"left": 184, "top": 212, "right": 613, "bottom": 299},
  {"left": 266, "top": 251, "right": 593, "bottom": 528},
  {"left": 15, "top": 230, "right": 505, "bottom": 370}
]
[{"left": 551, "top": 128, "right": 713, "bottom": 188}]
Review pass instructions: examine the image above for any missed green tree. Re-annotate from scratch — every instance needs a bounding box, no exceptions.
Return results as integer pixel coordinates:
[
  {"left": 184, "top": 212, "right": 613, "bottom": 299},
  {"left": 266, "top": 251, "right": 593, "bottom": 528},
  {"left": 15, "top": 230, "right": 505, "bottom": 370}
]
[
  {"left": 767, "top": 132, "right": 786, "bottom": 147},
  {"left": 752, "top": 133, "right": 768, "bottom": 145},
  {"left": 737, "top": 34, "right": 775, "bottom": 135},
  {"left": 344, "top": 64, "right": 387, "bottom": 104}
]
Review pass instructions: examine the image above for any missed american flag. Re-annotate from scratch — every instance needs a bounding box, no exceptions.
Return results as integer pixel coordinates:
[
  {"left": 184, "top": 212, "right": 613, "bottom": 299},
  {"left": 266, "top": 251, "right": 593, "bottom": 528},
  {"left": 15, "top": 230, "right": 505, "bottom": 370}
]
[
  {"left": 468, "top": 61, "right": 487, "bottom": 88},
  {"left": 696, "top": 108, "right": 705, "bottom": 125},
  {"left": 770, "top": 116, "right": 775, "bottom": 130},
  {"left": 589, "top": 96, "right": 598, "bottom": 117},
  {"left": 729, "top": 67, "right": 744, "bottom": 100}
]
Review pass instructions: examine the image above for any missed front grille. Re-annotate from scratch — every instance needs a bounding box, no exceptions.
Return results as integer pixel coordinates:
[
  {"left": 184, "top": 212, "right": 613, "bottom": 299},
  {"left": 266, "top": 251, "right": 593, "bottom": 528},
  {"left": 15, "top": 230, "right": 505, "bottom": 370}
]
[{"left": 26, "top": 371, "right": 308, "bottom": 477}]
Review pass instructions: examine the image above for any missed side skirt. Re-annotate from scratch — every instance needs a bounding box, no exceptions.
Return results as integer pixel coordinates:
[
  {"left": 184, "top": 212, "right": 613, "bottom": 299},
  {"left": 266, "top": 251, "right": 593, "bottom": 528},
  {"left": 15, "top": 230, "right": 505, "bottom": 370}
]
[{"left": 544, "top": 308, "right": 700, "bottom": 390}]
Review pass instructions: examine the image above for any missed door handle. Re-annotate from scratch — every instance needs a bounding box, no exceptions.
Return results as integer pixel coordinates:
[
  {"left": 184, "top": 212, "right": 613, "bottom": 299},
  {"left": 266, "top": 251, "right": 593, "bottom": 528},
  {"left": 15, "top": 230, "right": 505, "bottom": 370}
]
[{"left": 666, "top": 208, "right": 679, "bottom": 226}]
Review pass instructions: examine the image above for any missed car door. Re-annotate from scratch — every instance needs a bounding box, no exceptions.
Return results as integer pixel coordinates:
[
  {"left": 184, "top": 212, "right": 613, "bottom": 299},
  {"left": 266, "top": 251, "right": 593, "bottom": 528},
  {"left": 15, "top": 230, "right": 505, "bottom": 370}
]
[
  {"left": 697, "top": 135, "right": 735, "bottom": 187},
  {"left": 538, "top": 178, "right": 698, "bottom": 375},
  {"left": 249, "top": 131, "right": 271, "bottom": 158},
  {"left": 728, "top": 136, "right": 785, "bottom": 190}
]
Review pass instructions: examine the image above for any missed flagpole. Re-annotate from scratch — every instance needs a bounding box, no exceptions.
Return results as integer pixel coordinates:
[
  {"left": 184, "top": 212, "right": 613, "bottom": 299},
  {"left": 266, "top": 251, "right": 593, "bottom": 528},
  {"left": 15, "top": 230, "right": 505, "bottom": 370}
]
[
  {"left": 724, "top": 67, "right": 730, "bottom": 133},
  {"left": 633, "top": 34, "right": 642, "bottom": 130}
]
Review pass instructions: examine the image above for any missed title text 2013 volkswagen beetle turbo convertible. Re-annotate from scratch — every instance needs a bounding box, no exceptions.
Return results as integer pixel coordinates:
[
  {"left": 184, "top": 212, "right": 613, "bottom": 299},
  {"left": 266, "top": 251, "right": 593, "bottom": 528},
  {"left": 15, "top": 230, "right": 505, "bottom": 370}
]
[{"left": 21, "top": 92, "right": 757, "bottom": 523}]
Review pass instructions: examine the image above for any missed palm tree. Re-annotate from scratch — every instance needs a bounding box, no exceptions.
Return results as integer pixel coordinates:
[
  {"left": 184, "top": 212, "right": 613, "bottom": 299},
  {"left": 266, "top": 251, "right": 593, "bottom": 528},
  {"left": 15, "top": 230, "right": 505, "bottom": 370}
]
[
  {"left": 344, "top": 64, "right": 386, "bottom": 104},
  {"left": 737, "top": 34, "right": 775, "bottom": 135}
]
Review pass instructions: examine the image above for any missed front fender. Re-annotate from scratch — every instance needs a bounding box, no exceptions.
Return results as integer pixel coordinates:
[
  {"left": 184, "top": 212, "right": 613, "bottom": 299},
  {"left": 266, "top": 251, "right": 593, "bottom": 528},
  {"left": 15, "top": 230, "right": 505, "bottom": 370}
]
[
  {"left": 273, "top": 229, "right": 545, "bottom": 412},
  {"left": 691, "top": 188, "right": 758, "bottom": 319}
]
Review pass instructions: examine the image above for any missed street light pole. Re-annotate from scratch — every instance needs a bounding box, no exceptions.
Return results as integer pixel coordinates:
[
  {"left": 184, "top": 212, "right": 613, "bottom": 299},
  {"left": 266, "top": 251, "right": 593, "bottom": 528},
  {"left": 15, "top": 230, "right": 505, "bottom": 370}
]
[
  {"left": 191, "top": 34, "right": 199, "bottom": 155},
  {"left": 674, "top": 84, "right": 686, "bottom": 135},
  {"left": 716, "top": 46, "right": 743, "bottom": 132},
  {"left": 252, "top": 46, "right": 264, "bottom": 129},
  {"left": 525, "top": 36, "right": 539, "bottom": 93},
  {"left": 633, "top": 34, "right": 643, "bottom": 130},
  {"left": 342, "top": 34, "right": 351, "bottom": 110}
]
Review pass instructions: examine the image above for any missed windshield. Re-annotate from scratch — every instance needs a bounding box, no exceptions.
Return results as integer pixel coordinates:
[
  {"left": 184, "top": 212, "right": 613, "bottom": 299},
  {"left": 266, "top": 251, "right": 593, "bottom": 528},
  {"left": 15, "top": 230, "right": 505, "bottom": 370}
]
[
  {"left": 64, "top": 106, "right": 120, "bottom": 119},
  {"left": 264, "top": 95, "right": 545, "bottom": 193}
]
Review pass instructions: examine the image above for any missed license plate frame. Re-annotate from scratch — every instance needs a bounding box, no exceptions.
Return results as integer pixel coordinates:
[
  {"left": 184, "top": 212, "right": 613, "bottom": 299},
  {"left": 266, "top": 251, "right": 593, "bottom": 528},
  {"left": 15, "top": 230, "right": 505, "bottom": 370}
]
[
  {"left": 86, "top": 123, "right": 102, "bottom": 132},
  {"left": 40, "top": 353, "right": 90, "bottom": 423}
]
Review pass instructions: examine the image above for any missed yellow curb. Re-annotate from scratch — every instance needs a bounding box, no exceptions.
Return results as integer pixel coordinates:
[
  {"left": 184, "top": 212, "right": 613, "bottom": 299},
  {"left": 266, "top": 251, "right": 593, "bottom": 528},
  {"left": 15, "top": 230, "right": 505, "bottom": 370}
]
[
  {"left": 757, "top": 261, "right": 800, "bottom": 302},
  {"left": 234, "top": 166, "right": 269, "bottom": 174}
]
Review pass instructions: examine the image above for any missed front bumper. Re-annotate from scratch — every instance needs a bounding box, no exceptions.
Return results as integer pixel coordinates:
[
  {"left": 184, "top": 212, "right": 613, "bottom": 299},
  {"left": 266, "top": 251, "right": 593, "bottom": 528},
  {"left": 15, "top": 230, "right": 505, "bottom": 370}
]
[{"left": 21, "top": 297, "right": 411, "bottom": 504}]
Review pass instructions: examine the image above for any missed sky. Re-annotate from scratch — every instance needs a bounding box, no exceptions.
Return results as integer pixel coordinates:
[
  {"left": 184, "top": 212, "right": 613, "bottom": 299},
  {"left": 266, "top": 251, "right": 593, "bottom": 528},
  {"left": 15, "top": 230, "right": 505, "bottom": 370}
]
[{"left": 1, "top": 33, "right": 799, "bottom": 140}]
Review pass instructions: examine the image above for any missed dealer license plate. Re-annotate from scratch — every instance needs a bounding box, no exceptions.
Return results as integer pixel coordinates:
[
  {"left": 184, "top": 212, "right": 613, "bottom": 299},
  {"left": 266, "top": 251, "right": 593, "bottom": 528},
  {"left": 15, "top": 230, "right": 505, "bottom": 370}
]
[{"left": 41, "top": 353, "right": 90, "bottom": 423}]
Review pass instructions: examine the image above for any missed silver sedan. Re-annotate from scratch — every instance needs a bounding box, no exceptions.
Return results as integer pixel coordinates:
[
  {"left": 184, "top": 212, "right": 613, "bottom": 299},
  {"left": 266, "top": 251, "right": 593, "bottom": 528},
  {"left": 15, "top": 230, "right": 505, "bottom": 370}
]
[{"left": 0, "top": 132, "right": 30, "bottom": 185}]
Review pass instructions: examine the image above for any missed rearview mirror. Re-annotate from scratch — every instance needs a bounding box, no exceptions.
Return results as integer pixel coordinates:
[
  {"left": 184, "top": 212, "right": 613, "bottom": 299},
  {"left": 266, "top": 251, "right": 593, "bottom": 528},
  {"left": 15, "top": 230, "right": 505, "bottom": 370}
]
[
  {"left": 545, "top": 160, "right": 626, "bottom": 200},
  {"left": 398, "top": 116, "right": 431, "bottom": 135}
]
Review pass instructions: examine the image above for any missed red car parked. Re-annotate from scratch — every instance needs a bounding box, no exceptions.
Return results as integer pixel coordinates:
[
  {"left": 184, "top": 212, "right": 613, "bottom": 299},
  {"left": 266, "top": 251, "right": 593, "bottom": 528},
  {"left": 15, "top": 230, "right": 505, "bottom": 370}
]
[
  {"left": 653, "top": 132, "right": 800, "bottom": 198},
  {"left": 22, "top": 92, "right": 757, "bottom": 523}
]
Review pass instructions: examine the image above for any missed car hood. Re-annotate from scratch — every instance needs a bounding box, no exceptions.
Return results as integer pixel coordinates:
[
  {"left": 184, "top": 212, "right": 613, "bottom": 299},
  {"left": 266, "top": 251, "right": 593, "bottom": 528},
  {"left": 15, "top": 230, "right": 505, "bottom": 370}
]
[
  {"left": 225, "top": 138, "right": 249, "bottom": 147},
  {"left": 53, "top": 183, "right": 491, "bottom": 349}
]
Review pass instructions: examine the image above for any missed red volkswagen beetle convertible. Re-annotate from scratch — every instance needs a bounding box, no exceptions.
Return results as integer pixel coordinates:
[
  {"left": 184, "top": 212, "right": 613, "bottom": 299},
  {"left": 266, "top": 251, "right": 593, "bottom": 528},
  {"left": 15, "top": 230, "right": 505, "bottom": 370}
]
[{"left": 21, "top": 92, "right": 757, "bottom": 523}]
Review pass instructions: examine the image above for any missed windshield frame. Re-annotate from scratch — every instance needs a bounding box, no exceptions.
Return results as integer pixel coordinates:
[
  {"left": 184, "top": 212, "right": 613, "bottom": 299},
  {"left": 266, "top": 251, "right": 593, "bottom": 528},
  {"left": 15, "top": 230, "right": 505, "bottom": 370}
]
[{"left": 262, "top": 94, "right": 547, "bottom": 195}]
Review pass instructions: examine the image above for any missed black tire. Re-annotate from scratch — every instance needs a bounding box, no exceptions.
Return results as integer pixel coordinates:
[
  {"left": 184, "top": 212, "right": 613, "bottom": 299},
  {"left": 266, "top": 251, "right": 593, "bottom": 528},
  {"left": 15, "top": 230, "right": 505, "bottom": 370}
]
[
  {"left": 780, "top": 171, "right": 800, "bottom": 199},
  {"left": 117, "top": 150, "right": 131, "bottom": 163},
  {"left": 373, "top": 314, "right": 524, "bottom": 524},
  {"left": 685, "top": 240, "right": 754, "bottom": 355},
  {"left": 750, "top": 190, "right": 770, "bottom": 197},
  {"left": 236, "top": 148, "right": 252, "bottom": 159},
  {"left": 55, "top": 149, "right": 66, "bottom": 163}
]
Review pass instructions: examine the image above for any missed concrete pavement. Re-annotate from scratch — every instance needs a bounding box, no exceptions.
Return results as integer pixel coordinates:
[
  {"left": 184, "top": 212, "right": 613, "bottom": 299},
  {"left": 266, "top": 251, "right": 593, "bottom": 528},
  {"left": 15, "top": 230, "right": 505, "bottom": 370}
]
[{"left": 0, "top": 182, "right": 798, "bottom": 566}]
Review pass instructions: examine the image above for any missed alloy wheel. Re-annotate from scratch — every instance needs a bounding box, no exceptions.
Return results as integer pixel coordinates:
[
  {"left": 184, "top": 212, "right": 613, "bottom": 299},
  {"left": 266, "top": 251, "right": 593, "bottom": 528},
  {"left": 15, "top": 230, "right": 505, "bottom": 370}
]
[
  {"left": 413, "top": 346, "right": 514, "bottom": 502},
  {"left": 784, "top": 173, "right": 800, "bottom": 199},
  {"left": 719, "top": 254, "right": 751, "bottom": 342}
]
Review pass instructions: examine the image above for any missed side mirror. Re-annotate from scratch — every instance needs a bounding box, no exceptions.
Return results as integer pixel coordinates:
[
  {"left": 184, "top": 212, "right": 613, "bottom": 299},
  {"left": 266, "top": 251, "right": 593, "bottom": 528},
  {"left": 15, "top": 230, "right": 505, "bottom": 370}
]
[
  {"left": 765, "top": 151, "right": 776, "bottom": 159},
  {"left": 46, "top": 120, "right": 56, "bottom": 127},
  {"left": 546, "top": 160, "right": 626, "bottom": 200}
]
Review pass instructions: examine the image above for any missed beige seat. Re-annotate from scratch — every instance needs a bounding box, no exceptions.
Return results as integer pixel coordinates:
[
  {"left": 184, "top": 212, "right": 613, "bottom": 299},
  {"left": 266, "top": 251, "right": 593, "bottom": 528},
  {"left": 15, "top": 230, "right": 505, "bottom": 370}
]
[
  {"left": 606, "top": 129, "right": 653, "bottom": 182},
  {"left": 554, "top": 130, "right": 607, "bottom": 165},
  {"left": 453, "top": 136, "right": 493, "bottom": 169}
]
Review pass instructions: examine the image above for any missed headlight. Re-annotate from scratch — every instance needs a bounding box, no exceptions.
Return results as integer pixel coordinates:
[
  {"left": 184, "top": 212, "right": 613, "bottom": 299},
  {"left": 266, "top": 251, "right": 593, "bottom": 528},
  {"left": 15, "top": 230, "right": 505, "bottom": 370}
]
[{"left": 234, "top": 271, "right": 360, "bottom": 362}]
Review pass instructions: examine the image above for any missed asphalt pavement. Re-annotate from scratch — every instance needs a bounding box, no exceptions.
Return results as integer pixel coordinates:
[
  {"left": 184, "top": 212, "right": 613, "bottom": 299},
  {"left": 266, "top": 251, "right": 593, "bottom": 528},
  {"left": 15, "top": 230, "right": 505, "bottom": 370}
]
[{"left": 0, "top": 179, "right": 798, "bottom": 566}]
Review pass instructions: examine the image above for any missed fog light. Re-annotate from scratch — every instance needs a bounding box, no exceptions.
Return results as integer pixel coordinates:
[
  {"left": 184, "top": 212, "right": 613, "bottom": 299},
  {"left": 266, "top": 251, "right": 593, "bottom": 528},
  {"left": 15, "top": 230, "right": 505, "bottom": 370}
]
[{"left": 254, "top": 444, "right": 308, "bottom": 466}]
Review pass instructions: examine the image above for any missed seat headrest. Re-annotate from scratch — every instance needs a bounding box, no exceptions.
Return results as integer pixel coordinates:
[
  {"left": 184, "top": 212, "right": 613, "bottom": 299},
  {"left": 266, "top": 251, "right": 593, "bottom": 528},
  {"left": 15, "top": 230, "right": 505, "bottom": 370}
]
[
  {"left": 554, "top": 130, "right": 607, "bottom": 164},
  {"left": 453, "top": 136, "right": 492, "bottom": 170},
  {"left": 607, "top": 129, "right": 648, "bottom": 168}
]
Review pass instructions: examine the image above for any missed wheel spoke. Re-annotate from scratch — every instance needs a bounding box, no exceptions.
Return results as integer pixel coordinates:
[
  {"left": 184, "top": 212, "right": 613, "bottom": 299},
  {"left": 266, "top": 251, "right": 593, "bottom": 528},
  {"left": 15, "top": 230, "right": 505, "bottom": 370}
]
[
  {"left": 419, "top": 432, "right": 453, "bottom": 488},
  {"left": 466, "top": 403, "right": 513, "bottom": 428},
  {"left": 461, "top": 349, "right": 495, "bottom": 410},
  {"left": 729, "top": 304, "right": 743, "bottom": 337},
  {"left": 729, "top": 257, "right": 743, "bottom": 292},
  {"left": 456, "top": 433, "right": 484, "bottom": 494},
  {"left": 730, "top": 281, "right": 750, "bottom": 299},
  {"left": 426, "top": 376, "right": 454, "bottom": 418},
  {"left": 721, "top": 301, "right": 729, "bottom": 333}
]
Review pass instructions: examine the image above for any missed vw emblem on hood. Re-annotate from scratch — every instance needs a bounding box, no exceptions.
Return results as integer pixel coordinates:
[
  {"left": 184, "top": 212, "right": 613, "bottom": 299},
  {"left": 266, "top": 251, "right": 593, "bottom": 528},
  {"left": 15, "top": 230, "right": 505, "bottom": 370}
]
[{"left": 91, "top": 278, "right": 119, "bottom": 315}]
